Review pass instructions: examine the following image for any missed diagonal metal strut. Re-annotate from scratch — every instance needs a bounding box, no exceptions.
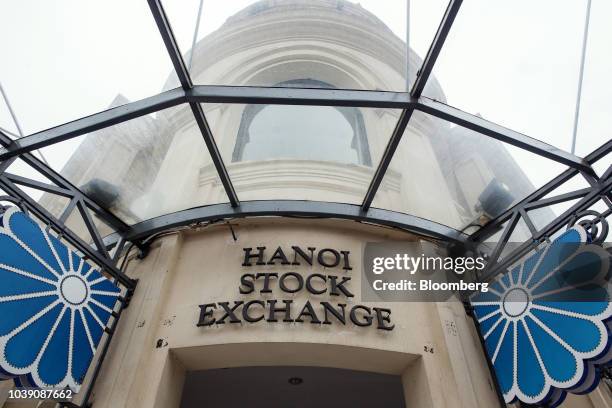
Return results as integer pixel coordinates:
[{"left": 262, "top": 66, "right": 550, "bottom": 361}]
[
  {"left": 0, "top": 87, "right": 591, "bottom": 175},
  {"left": 362, "top": 0, "right": 464, "bottom": 210},
  {"left": 147, "top": 0, "right": 239, "bottom": 208}
]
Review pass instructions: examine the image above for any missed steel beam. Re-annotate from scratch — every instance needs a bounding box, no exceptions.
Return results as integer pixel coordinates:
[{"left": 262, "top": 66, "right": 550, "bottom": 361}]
[
  {"left": 416, "top": 97, "right": 594, "bottom": 173},
  {"left": 107, "top": 200, "right": 468, "bottom": 245},
  {"left": 362, "top": 109, "right": 414, "bottom": 210},
  {"left": 480, "top": 174, "right": 612, "bottom": 281},
  {"left": 0, "top": 86, "right": 418, "bottom": 162},
  {"left": 0, "top": 84, "right": 590, "bottom": 178},
  {"left": 586, "top": 139, "right": 612, "bottom": 164},
  {"left": 59, "top": 197, "right": 78, "bottom": 224},
  {"left": 147, "top": 0, "right": 239, "bottom": 207},
  {"left": 410, "top": 0, "right": 463, "bottom": 98},
  {"left": 186, "top": 85, "right": 415, "bottom": 108},
  {"left": 470, "top": 139, "right": 611, "bottom": 243},
  {"left": 76, "top": 199, "right": 110, "bottom": 259},
  {"left": 0, "top": 156, "right": 17, "bottom": 176},
  {"left": 0, "top": 131, "right": 129, "bottom": 233},
  {"left": 147, "top": 0, "right": 192, "bottom": 89},
  {"left": 523, "top": 187, "right": 592, "bottom": 210},
  {"left": 0, "top": 176, "right": 136, "bottom": 289},
  {"left": 189, "top": 103, "right": 238, "bottom": 205},
  {"left": 483, "top": 211, "right": 520, "bottom": 271},
  {"left": 0, "top": 88, "right": 185, "bottom": 161},
  {"left": 473, "top": 140, "right": 612, "bottom": 280},
  {"left": 4, "top": 172, "right": 73, "bottom": 197}
]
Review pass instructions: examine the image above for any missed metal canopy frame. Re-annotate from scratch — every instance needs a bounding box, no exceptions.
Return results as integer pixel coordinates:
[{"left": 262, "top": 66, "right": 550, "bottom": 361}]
[
  {"left": 0, "top": 2, "right": 609, "bottom": 407},
  {"left": 104, "top": 200, "right": 469, "bottom": 244},
  {"left": 0, "top": 88, "right": 589, "bottom": 171},
  {"left": 0, "top": 0, "right": 607, "bottom": 281},
  {"left": 471, "top": 139, "right": 612, "bottom": 281}
]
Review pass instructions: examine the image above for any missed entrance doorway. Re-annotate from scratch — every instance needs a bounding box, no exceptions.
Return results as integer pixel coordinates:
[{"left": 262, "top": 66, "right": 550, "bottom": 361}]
[{"left": 179, "top": 366, "right": 406, "bottom": 408}]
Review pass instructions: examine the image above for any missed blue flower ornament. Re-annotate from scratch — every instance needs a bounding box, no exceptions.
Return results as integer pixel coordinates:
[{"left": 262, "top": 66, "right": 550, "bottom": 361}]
[
  {"left": 471, "top": 225, "right": 612, "bottom": 406},
  {"left": 0, "top": 207, "right": 121, "bottom": 391}
]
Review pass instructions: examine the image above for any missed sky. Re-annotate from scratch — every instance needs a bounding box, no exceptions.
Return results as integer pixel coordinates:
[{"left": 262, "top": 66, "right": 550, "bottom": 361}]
[{"left": 0, "top": 0, "right": 609, "bottom": 215}]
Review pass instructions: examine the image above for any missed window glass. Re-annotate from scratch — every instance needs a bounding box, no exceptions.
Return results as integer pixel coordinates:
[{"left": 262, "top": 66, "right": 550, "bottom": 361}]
[
  {"left": 239, "top": 105, "right": 361, "bottom": 164},
  {"left": 205, "top": 102, "right": 400, "bottom": 203},
  {"left": 234, "top": 79, "right": 370, "bottom": 165}
]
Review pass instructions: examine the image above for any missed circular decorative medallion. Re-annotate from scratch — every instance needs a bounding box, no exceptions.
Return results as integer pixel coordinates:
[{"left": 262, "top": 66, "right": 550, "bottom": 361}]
[
  {"left": 60, "top": 275, "right": 89, "bottom": 305},
  {"left": 0, "top": 208, "right": 121, "bottom": 391},
  {"left": 471, "top": 226, "right": 612, "bottom": 407},
  {"left": 502, "top": 287, "right": 529, "bottom": 317}
]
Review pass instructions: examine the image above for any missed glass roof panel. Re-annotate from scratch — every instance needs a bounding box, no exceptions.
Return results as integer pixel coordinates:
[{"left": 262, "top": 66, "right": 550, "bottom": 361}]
[
  {"left": 37, "top": 105, "right": 229, "bottom": 225},
  {"left": 0, "top": 0, "right": 178, "bottom": 136},
  {"left": 203, "top": 102, "right": 400, "bottom": 203},
  {"left": 424, "top": 0, "right": 590, "bottom": 151},
  {"left": 574, "top": 0, "right": 612, "bottom": 157},
  {"left": 371, "top": 111, "right": 567, "bottom": 231},
  {"left": 163, "top": 0, "right": 409, "bottom": 91},
  {"left": 407, "top": 0, "right": 451, "bottom": 90}
]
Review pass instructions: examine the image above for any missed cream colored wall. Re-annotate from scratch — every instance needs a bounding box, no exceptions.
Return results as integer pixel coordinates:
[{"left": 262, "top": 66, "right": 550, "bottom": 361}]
[{"left": 82, "top": 218, "right": 503, "bottom": 408}]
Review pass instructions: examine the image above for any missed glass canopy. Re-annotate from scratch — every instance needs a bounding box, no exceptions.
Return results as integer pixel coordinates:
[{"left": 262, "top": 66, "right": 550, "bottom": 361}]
[
  {"left": 426, "top": 0, "right": 587, "bottom": 151},
  {"left": 36, "top": 105, "right": 229, "bottom": 224},
  {"left": 0, "top": 0, "right": 178, "bottom": 136},
  {"left": 205, "top": 101, "right": 400, "bottom": 204},
  {"left": 370, "top": 111, "right": 566, "bottom": 230},
  {"left": 162, "top": 0, "right": 409, "bottom": 91},
  {"left": 0, "top": 0, "right": 608, "bottom": 243}
]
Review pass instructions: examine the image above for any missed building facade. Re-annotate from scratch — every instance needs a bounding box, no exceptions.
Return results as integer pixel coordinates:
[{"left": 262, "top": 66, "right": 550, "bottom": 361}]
[{"left": 2, "top": 1, "right": 609, "bottom": 407}]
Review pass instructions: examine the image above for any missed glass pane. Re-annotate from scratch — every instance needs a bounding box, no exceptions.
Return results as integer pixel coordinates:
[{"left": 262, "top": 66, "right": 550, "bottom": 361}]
[
  {"left": 204, "top": 102, "right": 400, "bottom": 203},
  {"left": 371, "top": 111, "right": 566, "bottom": 230},
  {"left": 424, "top": 0, "right": 587, "bottom": 151},
  {"left": 0, "top": 1, "right": 178, "bottom": 136},
  {"left": 164, "top": 0, "right": 408, "bottom": 91},
  {"left": 39, "top": 105, "right": 229, "bottom": 225},
  {"left": 408, "top": 0, "right": 450, "bottom": 89},
  {"left": 574, "top": 0, "right": 612, "bottom": 157}
]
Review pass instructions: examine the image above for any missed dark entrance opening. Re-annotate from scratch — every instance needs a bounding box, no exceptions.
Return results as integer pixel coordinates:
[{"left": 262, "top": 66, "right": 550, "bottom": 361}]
[{"left": 179, "top": 366, "right": 406, "bottom": 408}]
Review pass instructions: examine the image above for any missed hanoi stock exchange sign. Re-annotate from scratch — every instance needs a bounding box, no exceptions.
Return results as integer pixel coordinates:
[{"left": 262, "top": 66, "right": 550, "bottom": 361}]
[
  {"left": 0, "top": 207, "right": 121, "bottom": 391},
  {"left": 197, "top": 246, "right": 395, "bottom": 330},
  {"left": 471, "top": 226, "right": 612, "bottom": 407}
]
